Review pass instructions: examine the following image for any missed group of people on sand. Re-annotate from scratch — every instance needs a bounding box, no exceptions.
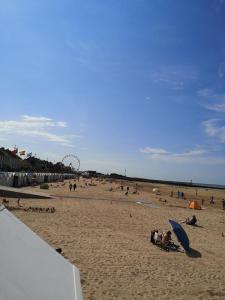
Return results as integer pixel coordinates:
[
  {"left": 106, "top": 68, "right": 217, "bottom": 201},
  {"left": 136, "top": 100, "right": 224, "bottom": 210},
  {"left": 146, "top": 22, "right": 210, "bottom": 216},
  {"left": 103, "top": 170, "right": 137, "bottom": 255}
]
[
  {"left": 177, "top": 190, "right": 185, "bottom": 199},
  {"left": 151, "top": 230, "right": 179, "bottom": 251},
  {"left": 69, "top": 182, "right": 77, "bottom": 192},
  {"left": 121, "top": 183, "right": 138, "bottom": 196},
  {"left": 170, "top": 189, "right": 225, "bottom": 209},
  {"left": 151, "top": 215, "right": 197, "bottom": 252}
]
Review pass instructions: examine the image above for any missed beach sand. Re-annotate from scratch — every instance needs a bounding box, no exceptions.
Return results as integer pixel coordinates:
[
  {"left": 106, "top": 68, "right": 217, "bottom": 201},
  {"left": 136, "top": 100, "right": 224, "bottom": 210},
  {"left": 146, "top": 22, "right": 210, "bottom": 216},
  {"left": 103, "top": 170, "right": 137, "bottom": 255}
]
[{"left": 7, "top": 178, "right": 225, "bottom": 299}]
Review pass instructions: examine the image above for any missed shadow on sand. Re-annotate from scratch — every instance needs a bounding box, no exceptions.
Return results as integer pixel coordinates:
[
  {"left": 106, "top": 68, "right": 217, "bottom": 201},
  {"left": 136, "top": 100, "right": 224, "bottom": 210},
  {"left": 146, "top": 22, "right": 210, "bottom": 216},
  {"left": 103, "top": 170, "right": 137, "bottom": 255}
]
[
  {"left": 186, "top": 248, "right": 202, "bottom": 258},
  {"left": 191, "top": 224, "right": 204, "bottom": 228}
]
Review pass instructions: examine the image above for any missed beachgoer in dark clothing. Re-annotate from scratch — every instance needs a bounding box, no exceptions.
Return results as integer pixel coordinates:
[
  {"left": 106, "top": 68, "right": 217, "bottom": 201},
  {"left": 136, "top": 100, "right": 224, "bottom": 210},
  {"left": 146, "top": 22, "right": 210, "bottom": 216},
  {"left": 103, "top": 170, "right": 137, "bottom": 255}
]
[
  {"left": 162, "top": 231, "right": 172, "bottom": 247},
  {"left": 73, "top": 183, "right": 77, "bottom": 191},
  {"left": 69, "top": 183, "right": 72, "bottom": 191},
  {"left": 222, "top": 199, "right": 225, "bottom": 210},
  {"left": 17, "top": 197, "right": 21, "bottom": 207},
  {"left": 177, "top": 191, "right": 180, "bottom": 198},
  {"left": 186, "top": 215, "right": 197, "bottom": 225}
]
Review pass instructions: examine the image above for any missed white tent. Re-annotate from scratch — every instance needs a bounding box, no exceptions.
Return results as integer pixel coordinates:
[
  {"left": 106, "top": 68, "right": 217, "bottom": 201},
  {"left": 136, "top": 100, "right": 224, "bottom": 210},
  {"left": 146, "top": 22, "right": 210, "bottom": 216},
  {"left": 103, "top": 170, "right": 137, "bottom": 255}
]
[{"left": 0, "top": 205, "right": 83, "bottom": 300}]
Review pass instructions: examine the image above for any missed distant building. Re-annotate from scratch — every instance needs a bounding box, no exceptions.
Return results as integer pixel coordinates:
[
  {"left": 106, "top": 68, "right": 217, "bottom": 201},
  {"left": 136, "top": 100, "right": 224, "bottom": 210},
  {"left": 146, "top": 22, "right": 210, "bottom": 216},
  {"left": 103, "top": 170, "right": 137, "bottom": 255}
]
[{"left": 81, "top": 170, "right": 104, "bottom": 178}]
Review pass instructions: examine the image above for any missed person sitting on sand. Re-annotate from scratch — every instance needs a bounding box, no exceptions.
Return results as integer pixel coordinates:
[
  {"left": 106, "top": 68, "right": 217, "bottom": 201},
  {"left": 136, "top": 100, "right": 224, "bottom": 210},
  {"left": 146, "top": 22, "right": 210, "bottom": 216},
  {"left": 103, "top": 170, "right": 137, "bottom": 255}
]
[
  {"left": 162, "top": 231, "right": 172, "bottom": 247},
  {"left": 185, "top": 215, "right": 197, "bottom": 226},
  {"left": 150, "top": 230, "right": 161, "bottom": 244},
  {"left": 154, "top": 230, "right": 163, "bottom": 244}
]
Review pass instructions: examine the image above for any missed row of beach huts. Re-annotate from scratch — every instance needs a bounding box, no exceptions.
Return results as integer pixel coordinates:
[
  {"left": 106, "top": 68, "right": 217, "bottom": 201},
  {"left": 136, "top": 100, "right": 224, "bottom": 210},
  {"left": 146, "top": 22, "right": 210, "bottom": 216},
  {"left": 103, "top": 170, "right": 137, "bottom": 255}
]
[{"left": 0, "top": 171, "right": 75, "bottom": 187}]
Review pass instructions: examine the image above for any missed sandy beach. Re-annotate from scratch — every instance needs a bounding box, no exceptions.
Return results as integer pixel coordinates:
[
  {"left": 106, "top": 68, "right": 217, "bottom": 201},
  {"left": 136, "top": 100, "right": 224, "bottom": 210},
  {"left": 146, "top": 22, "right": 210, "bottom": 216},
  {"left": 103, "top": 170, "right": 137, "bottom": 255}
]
[{"left": 8, "top": 178, "right": 225, "bottom": 299}]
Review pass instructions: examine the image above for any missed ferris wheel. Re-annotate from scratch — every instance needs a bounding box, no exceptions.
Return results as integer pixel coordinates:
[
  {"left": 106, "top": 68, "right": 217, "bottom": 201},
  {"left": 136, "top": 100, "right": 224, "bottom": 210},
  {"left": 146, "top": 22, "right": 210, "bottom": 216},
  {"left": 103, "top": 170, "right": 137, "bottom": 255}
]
[{"left": 62, "top": 154, "right": 80, "bottom": 172}]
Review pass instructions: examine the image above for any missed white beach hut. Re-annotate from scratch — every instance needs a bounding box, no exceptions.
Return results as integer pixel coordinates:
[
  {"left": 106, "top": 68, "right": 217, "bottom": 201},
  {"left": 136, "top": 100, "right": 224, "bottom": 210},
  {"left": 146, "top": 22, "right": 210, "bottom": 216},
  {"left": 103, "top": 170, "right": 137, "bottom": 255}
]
[{"left": 0, "top": 205, "right": 83, "bottom": 300}]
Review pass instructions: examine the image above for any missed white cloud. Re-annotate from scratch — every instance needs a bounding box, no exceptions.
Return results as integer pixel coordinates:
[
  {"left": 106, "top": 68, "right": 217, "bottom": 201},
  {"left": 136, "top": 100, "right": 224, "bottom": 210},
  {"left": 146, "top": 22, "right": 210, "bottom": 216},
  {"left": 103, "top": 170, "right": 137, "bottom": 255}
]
[
  {"left": 206, "top": 102, "right": 225, "bottom": 112},
  {"left": 140, "top": 146, "right": 209, "bottom": 164},
  {"left": 174, "top": 149, "right": 207, "bottom": 157},
  {"left": 197, "top": 88, "right": 225, "bottom": 112},
  {"left": 140, "top": 147, "right": 170, "bottom": 155},
  {"left": 151, "top": 68, "right": 198, "bottom": 90},
  {"left": 151, "top": 72, "right": 184, "bottom": 90},
  {"left": 203, "top": 119, "right": 225, "bottom": 142},
  {"left": 140, "top": 147, "right": 206, "bottom": 157},
  {"left": 22, "top": 115, "right": 53, "bottom": 122},
  {"left": 197, "top": 88, "right": 213, "bottom": 97},
  {"left": 0, "top": 115, "right": 76, "bottom": 146}
]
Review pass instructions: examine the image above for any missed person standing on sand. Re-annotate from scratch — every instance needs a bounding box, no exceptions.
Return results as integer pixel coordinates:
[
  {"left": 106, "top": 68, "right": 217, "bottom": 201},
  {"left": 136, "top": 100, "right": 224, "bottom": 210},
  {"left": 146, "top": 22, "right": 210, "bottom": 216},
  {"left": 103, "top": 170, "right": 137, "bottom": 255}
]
[
  {"left": 177, "top": 191, "right": 180, "bottom": 198},
  {"left": 73, "top": 183, "right": 77, "bottom": 191},
  {"left": 210, "top": 196, "right": 214, "bottom": 204},
  {"left": 69, "top": 183, "right": 72, "bottom": 192},
  {"left": 222, "top": 199, "right": 225, "bottom": 210},
  {"left": 17, "top": 197, "right": 21, "bottom": 207},
  {"left": 135, "top": 183, "right": 138, "bottom": 193}
]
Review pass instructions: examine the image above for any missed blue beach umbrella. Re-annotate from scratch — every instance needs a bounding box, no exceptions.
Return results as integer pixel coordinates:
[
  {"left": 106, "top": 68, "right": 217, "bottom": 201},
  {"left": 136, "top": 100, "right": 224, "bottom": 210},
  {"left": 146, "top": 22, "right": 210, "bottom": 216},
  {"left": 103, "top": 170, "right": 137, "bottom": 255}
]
[{"left": 169, "top": 220, "right": 190, "bottom": 252}]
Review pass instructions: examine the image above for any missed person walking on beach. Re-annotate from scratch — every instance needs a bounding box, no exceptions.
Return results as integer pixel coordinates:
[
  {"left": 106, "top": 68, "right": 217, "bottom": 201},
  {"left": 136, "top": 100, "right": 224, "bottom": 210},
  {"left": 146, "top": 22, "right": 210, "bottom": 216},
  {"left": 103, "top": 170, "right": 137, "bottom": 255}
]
[
  {"left": 135, "top": 183, "right": 138, "bottom": 193},
  {"left": 69, "top": 183, "right": 72, "bottom": 192},
  {"left": 222, "top": 199, "right": 225, "bottom": 210},
  {"left": 177, "top": 190, "right": 180, "bottom": 198},
  {"left": 210, "top": 196, "right": 214, "bottom": 204},
  {"left": 73, "top": 183, "right": 77, "bottom": 191},
  {"left": 17, "top": 197, "right": 21, "bottom": 207}
]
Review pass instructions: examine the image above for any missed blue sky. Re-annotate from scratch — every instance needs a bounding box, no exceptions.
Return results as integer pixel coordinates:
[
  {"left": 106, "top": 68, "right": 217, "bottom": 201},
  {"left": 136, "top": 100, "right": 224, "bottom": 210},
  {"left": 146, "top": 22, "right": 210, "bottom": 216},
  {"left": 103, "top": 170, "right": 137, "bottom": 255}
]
[{"left": 1, "top": 0, "right": 225, "bottom": 184}]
